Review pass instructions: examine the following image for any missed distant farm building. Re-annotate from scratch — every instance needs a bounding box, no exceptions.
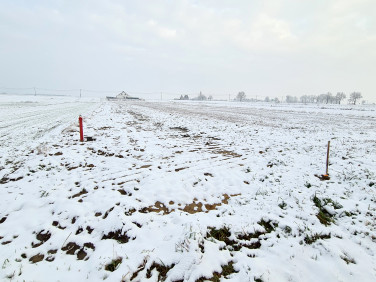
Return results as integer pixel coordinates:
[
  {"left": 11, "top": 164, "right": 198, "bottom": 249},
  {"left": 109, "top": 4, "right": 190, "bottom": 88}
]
[{"left": 106, "top": 91, "right": 142, "bottom": 101}]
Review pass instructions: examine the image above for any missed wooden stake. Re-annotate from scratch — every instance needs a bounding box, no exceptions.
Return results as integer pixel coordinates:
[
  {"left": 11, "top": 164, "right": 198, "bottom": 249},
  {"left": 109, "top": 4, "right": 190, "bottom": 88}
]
[
  {"left": 325, "top": 141, "right": 330, "bottom": 175},
  {"left": 79, "top": 116, "right": 84, "bottom": 142}
]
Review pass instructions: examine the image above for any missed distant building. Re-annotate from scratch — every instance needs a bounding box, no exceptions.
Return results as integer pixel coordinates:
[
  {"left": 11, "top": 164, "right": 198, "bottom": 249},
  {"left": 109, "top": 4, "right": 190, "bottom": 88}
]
[{"left": 106, "top": 91, "right": 142, "bottom": 101}]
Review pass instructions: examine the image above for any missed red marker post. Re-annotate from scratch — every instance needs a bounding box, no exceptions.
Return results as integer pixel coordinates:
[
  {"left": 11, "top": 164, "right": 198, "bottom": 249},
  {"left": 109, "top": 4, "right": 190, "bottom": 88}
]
[{"left": 79, "top": 115, "right": 84, "bottom": 142}]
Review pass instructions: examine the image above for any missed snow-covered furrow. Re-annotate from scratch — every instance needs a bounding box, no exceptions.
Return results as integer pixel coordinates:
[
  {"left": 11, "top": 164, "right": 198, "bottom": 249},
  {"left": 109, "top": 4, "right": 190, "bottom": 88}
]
[
  {"left": 0, "top": 96, "right": 99, "bottom": 177},
  {"left": 0, "top": 100, "right": 375, "bottom": 282}
]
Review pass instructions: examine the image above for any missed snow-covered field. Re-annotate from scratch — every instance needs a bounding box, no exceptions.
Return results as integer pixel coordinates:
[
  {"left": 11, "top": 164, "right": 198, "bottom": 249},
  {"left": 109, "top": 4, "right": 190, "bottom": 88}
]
[{"left": 1, "top": 96, "right": 375, "bottom": 281}]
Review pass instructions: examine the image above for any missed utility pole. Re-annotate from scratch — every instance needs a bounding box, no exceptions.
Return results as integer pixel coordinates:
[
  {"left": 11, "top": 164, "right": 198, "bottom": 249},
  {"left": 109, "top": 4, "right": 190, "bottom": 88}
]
[
  {"left": 34, "top": 87, "right": 36, "bottom": 96},
  {"left": 80, "top": 89, "right": 82, "bottom": 98},
  {"left": 161, "top": 92, "right": 162, "bottom": 100}
]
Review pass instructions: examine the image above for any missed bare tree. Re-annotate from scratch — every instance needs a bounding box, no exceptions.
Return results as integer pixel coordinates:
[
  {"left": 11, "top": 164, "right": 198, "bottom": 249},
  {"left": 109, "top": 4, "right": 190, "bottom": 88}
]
[
  {"left": 264, "top": 96, "right": 270, "bottom": 102},
  {"left": 317, "top": 94, "right": 327, "bottom": 103},
  {"left": 335, "top": 92, "right": 346, "bottom": 104},
  {"left": 208, "top": 95, "right": 213, "bottom": 101},
  {"left": 286, "top": 95, "right": 298, "bottom": 103},
  {"left": 349, "top": 92, "right": 362, "bottom": 104},
  {"left": 300, "top": 95, "right": 309, "bottom": 103},
  {"left": 325, "top": 92, "right": 333, "bottom": 104},
  {"left": 309, "top": 95, "right": 317, "bottom": 103},
  {"left": 236, "top": 91, "right": 246, "bottom": 102}
]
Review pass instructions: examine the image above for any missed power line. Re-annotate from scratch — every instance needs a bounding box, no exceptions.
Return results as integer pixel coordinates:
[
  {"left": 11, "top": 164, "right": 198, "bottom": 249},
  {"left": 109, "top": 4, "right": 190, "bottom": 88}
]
[{"left": 37, "top": 88, "right": 80, "bottom": 92}]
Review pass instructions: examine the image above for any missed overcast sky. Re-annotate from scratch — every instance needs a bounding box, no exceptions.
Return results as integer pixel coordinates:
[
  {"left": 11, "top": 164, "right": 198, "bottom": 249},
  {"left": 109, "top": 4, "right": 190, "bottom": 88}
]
[{"left": 1, "top": 0, "right": 375, "bottom": 101}]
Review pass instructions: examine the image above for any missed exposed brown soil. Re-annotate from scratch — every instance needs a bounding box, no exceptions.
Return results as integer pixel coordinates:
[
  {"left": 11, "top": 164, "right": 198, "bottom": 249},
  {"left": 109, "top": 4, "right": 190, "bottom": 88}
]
[
  {"left": 140, "top": 165, "right": 152, "bottom": 169},
  {"left": 76, "top": 249, "right": 87, "bottom": 260},
  {"left": 62, "top": 242, "right": 81, "bottom": 255},
  {"left": 102, "top": 207, "right": 114, "bottom": 219},
  {"left": 70, "top": 188, "right": 88, "bottom": 199},
  {"left": 75, "top": 227, "right": 84, "bottom": 235},
  {"left": 141, "top": 194, "right": 241, "bottom": 215},
  {"left": 175, "top": 167, "right": 187, "bottom": 172},
  {"left": 32, "top": 230, "right": 51, "bottom": 248},
  {"left": 196, "top": 261, "right": 237, "bottom": 281},
  {"left": 61, "top": 241, "right": 95, "bottom": 260},
  {"left": 84, "top": 242, "right": 95, "bottom": 250},
  {"left": 45, "top": 256, "right": 55, "bottom": 262},
  {"left": 29, "top": 254, "right": 44, "bottom": 263},
  {"left": 86, "top": 226, "right": 94, "bottom": 234},
  {"left": 169, "top": 126, "right": 189, "bottom": 132},
  {"left": 105, "top": 257, "right": 122, "bottom": 272},
  {"left": 146, "top": 262, "right": 175, "bottom": 281},
  {"left": 215, "top": 150, "right": 242, "bottom": 158},
  {"left": 0, "top": 176, "right": 23, "bottom": 184},
  {"left": 130, "top": 258, "right": 148, "bottom": 280},
  {"left": 118, "top": 189, "right": 132, "bottom": 196},
  {"left": 102, "top": 229, "right": 130, "bottom": 244},
  {"left": 52, "top": 221, "right": 66, "bottom": 229}
]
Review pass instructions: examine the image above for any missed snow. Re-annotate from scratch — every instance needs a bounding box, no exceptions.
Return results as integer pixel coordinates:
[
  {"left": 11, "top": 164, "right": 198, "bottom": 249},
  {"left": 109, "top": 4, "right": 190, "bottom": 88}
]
[{"left": 0, "top": 95, "right": 375, "bottom": 281}]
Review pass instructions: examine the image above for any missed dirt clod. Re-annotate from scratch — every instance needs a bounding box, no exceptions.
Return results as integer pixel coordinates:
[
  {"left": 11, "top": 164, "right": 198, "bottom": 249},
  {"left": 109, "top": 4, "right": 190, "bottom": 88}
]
[
  {"left": 62, "top": 242, "right": 81, "bottom": 255},
  {"left": 32, "top": 230, "right": 51, "bottom": 248},
  {"left": 52, "top": 221, "right": 65, "bottom": 229},
  {"left": 29, "top": 254, "right": 44, "bottom": 263},
  {"left": 70, "top": 188, "right": 88, "bottom": 199}
]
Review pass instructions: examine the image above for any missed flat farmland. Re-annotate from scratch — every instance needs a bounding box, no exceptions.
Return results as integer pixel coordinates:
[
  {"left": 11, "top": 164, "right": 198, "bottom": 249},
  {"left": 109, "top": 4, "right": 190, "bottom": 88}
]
[{"left": 1, "top": 97, "right": 375, "bottom": 281}]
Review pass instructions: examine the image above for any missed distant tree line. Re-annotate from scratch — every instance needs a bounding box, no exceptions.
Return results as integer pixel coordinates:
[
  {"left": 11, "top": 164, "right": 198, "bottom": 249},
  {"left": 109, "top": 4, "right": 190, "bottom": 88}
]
[
  {"left": 288, "top": 92, "right": 362, "bottom": 105},
  {"left": 236, "top": 91, "right": 363, "bottom": 105},
  {"left": 178, "top": 91, "right": 364, "bottom": 105},
  {"left": 178, "top": 92, "right": 213, "bottom": 101}
]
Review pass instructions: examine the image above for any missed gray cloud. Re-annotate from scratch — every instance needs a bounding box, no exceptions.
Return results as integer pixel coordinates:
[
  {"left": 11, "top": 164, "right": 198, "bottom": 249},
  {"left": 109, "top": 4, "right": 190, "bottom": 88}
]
[{"left": 1, "top": 0, "right": 375, "bottom": 101}]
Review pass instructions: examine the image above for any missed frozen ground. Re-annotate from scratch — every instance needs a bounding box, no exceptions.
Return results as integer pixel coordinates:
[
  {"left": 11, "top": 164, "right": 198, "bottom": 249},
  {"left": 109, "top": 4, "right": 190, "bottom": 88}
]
[{"left": 0, "top": 96, "right": 375, "bottom": 281}]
